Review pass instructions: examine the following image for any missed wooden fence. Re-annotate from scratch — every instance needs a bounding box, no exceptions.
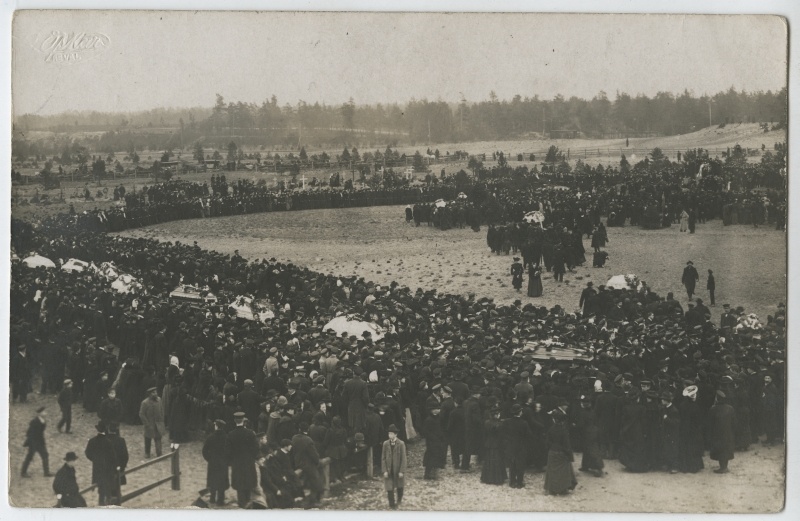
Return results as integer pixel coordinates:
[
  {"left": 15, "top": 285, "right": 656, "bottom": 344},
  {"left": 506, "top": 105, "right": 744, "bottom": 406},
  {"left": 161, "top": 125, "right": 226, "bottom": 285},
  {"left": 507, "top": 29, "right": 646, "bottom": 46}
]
[{"left": 68, "top": 447, "right": 181, "bottom": 506}]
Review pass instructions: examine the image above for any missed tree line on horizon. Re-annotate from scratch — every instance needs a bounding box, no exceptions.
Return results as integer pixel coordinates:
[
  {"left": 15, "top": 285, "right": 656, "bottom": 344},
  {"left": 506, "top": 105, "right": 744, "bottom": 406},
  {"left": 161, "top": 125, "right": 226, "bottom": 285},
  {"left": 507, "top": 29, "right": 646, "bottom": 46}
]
[{"left": 13, "top": 87, "right": 787, "bottom": 154}]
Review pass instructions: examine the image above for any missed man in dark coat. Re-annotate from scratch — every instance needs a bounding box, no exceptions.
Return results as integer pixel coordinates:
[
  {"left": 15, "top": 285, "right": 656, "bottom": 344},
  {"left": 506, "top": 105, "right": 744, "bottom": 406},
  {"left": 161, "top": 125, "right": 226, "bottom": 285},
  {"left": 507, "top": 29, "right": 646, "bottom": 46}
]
[
  {"left": 343, "top": 371, "right": 369, "bottom": 433},
  {"left": 107, "top": 423, "right": 129, "bottom": 490},
  {"left": 576, "top": 396, "right": 604, "bottom": 477},
  {"left": 227, "top": 412, "right": 259, "bottom": 507},
  {"left": 57, "top": 379, "right": 74, "bottom": 434},
  {"left": 84, "top": 421, "right": 120, "bottom": 505},
  {"left": 579, "top": 282, "right": 597, "bottom": 316},
  {"left": 681, "top": 261, "right": 699, "bottom": 300},
  {"left": 237, "top": 380, "right": 261, "bottom": 426},
  {"left": 98, "top": 388, "right": 123, "bottom": 425},
  {"left": 22, "top": 406, "right": 52, "bottom": 478},
  {"left": 503, "top": 404, "right": 533, "bottom": 488},
  {"left": 660, "top": 391, "right": 681, "bottom": 473},
  {"left": 709, "top": 391, "right": 736, "bottom": 473},
  {"left": 292, "top": 422, "right": 324, "bottom": 507},
  {"left": 202, "top": 419, "right": 230, "bottom": 506},
  {"left": 461, "top": 388, "right": 482, "bottom": 471},
  {"left": 53, "top": 452, "right": 87, "bottom": 508},
  {"left": 422, "top": 405, "right": 446, "bottom": 479}
]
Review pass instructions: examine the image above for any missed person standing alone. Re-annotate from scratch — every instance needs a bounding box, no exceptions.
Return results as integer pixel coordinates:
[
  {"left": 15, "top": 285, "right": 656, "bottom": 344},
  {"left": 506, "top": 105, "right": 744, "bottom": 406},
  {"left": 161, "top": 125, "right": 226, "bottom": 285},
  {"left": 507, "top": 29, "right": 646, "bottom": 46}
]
[
  {"left": 706, "top": 269, "right": 716, "bottom": 306},
  {"left": 138, "top": 386, "right": 165, "bottom": 458},
  {"left": 382, "top": 424, "right": 407, "bottom": 509},
  {"left": 22, "top": 406, "right": 52, "bottom": 478},
  {"left": 681, "top": 261, "right": 699, "bottom": 301}
]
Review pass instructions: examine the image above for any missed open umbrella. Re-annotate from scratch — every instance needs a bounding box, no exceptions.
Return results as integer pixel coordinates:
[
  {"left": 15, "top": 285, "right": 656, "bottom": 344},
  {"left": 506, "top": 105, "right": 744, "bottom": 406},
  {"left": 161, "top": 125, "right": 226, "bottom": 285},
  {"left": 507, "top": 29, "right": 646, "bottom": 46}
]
[
  {"left": 22, "top": 254, "right": 56, "bottom": 269},
  {"left": 322, "top": 315, "right": 393, "bottom": 341}
]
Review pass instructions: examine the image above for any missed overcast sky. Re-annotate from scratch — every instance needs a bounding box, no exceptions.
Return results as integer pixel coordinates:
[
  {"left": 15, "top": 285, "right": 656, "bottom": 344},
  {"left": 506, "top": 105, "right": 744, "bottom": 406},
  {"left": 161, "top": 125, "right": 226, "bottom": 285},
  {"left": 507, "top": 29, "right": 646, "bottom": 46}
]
[{"left": 12, "top": 11, "right": 788, "bottom": 116}]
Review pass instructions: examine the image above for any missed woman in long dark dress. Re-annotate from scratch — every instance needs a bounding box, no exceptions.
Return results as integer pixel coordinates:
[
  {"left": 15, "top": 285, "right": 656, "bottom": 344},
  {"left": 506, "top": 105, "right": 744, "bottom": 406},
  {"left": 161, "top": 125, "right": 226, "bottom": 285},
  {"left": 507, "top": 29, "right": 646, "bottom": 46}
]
[
  {"left": 544, "top": 409, "right": 577, "bottom": 495},
  {"left": 678, "top": 386, "right": 705, "bottom": 473},
  {"left": 480, "top": 408, "right": 507, "bottom": 485},
  {"left": 618, "top": 390, "right": 649, "bottom": 472},
  {"left": 527, "top": 263, "right": 543, "bottom": 298}
]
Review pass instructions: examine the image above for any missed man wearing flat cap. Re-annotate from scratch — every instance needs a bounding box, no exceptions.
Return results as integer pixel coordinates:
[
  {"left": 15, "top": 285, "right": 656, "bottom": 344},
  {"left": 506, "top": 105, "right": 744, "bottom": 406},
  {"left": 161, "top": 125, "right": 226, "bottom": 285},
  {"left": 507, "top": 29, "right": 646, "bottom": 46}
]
[
  {"left": 53, "top": 452, "right": 87, "bottom": 507},
  {"left": 202, "top": 419, "right": 230, "bottom": 506},
  {"left": 139, "top": 387, "right": 166, "bottom": 458}
]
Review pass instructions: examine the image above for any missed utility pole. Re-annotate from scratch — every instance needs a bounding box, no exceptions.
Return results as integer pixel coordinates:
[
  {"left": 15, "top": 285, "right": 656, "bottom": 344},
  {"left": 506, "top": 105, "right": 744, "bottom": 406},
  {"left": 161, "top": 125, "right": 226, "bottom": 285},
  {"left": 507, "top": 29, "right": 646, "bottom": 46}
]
[
  {"left": 428, "top": 118, "right": 431, "bottom": 145},
  {"left": 542, "top": 106, "right": 546, "bottom": 137},
  {"left": 708, "top": 101, "right": 712, "bottom": 128}
]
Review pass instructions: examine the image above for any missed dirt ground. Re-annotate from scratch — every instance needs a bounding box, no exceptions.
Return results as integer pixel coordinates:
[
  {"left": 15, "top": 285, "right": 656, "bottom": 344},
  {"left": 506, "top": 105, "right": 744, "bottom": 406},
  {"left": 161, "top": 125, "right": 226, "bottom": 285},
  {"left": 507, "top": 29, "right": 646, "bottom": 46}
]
[
  {"left": 7, "top": 393, "right": 786, "bottom": 512},
  {"left": 120, "top": 205, "right": 786, "bottom": 322}
]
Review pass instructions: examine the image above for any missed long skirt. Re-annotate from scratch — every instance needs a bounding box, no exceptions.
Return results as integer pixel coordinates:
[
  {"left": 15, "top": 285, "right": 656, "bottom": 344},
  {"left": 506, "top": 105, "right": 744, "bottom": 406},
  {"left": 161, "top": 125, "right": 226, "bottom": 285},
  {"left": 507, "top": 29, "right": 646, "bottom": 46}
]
[
  {"left": 527, "top": 275, "right": 543, "bottom": 297},
  {"left": 480, "top": 447, "right": 507, "bottom": 485},
  {"left": 544, "top": 450, "right": 577, "bottom": 495}
]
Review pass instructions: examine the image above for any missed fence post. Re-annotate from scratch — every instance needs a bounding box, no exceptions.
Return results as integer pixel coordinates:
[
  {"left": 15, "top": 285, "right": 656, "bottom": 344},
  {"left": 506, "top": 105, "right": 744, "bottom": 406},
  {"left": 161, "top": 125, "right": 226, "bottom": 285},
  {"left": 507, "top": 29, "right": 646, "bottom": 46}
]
[
  {"left": 171, "top": 447, "right": 180, "bottom": 491},
  {"left": 367, "top": 447, "right": 374, "bottom": 478},
  {"left": 322, "top": 459, "right": 331, "bottom": 497}
]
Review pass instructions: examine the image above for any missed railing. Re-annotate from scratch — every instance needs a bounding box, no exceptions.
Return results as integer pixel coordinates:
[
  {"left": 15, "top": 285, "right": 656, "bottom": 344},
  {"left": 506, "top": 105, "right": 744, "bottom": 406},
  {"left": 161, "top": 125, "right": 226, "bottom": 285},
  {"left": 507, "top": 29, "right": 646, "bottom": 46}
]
[
  {"left": 67, "top": 447, "right": 181, "bottom": 506},
  {"left": 296, "top": 447, "right": 375, "bottom": 498}
]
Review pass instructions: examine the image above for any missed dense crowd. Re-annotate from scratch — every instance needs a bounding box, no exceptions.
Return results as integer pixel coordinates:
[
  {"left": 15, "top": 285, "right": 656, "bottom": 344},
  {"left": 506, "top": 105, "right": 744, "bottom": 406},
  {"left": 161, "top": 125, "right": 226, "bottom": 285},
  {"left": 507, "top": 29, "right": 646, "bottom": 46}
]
[{"left": 10, "top": 209, "right": 786, "bottom": 507}]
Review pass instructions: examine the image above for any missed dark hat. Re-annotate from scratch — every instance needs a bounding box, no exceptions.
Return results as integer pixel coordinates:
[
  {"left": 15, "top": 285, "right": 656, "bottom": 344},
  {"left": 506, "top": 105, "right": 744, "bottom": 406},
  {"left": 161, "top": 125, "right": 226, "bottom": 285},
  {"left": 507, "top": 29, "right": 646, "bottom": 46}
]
[
  {"left": 660, "top": 391, "right": 674, "bottom": 401},
  {"left": 36, "top": 406, "right": 46, "bottom": 414},
  {"left": 280, "top": 438, "right": 292, "bottom": 448},
  {"left": 686, "top": 261, "right": 693, "bottom": 265},
  {"left": 64, "top": 451, "right": 78, "bottom": 462},
  {"left": 387, "top": 424, "right": 399, "bottom": 433},
  {"left": 510, "top": 404, "right": 522, "bottom": 415},
  {"left": 95, "top": 421, "right": 106, "bottom": 432}
]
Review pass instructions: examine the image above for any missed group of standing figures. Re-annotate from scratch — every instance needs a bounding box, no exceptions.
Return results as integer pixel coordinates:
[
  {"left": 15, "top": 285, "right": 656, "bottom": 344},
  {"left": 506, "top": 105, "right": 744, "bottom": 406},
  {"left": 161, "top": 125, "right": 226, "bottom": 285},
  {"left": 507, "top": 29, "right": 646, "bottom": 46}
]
[{"left": 507, "top": 223, "right": 609, "bottom": 298}]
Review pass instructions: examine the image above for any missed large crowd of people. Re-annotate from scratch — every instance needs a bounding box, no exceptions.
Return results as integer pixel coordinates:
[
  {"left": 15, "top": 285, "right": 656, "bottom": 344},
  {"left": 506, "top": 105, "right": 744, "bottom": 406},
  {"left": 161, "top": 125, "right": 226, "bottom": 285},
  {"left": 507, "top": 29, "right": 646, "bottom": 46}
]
[
  {"left": 10, "top": 200, "right": 786, "bottom": 507},
  {"left": 8, "top": 146, "right": 787, "bottom": 509}
]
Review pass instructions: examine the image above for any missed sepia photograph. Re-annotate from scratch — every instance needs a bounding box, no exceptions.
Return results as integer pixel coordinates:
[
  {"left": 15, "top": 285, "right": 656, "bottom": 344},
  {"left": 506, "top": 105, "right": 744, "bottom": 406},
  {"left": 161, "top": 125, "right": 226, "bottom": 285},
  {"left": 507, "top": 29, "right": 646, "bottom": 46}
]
[{"left": 5, "top": 7, "right": 791, "bottom": 514}]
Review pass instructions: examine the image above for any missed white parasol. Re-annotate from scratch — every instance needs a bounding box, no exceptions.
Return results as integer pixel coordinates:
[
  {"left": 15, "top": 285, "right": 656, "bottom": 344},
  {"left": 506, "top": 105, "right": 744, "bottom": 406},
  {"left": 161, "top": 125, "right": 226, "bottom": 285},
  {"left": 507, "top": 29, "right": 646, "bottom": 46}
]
[
  {"left": 434, "top": 199, "right": 447, "bottom": 208},
  {"left": 322, "top": 315, "right": 393, "bottom": 341},
  {"left": 22, "top": 254, "right": 56, "bottom": 269}
]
